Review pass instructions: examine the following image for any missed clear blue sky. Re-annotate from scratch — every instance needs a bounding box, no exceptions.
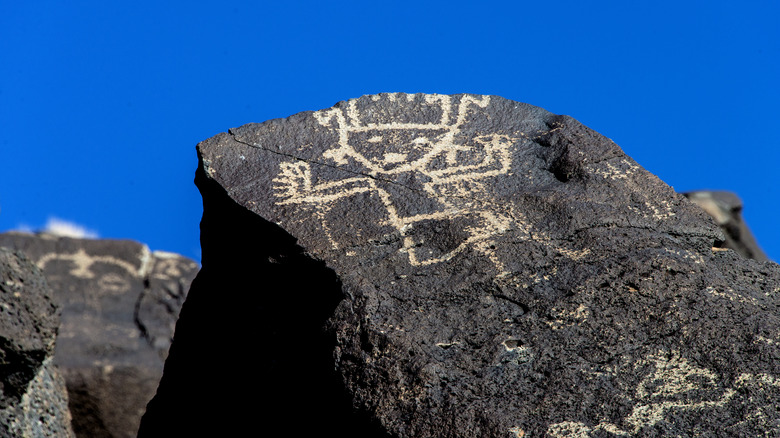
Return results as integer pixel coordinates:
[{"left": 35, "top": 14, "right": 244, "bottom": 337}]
[{"left": 2, "top": 1, "right": 778, "bottom": 262}]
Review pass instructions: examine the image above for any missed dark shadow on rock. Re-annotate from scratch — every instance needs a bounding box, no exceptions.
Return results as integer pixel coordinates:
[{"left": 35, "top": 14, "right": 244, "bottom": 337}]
[{"left": 138, "top": 158, "right": 390, "bottom": 437}]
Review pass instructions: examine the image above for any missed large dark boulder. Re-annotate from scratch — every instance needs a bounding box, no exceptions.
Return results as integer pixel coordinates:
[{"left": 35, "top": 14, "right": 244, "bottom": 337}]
[
  {"left": 0, "top": 233, "right": 199, "bottom": 438},
  {"left": 141, "top": 94, "right": 780, "bottom": 437},
  {"left": 0, "top": 248, "right": 74, "bottom": 437}
]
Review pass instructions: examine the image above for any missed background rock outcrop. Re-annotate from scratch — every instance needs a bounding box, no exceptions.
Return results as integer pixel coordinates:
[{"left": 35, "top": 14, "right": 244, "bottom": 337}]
[
  {"left": 0, "top": 233, "right": 199, "bottom": 438},
  {"left": 0, "top": 248, "right": 74, "bottom": 437},
  {"left": 683, "top": 190, "right": 768, "bottom": 261},
  {"left": 141, "top": 94, "right": 780, "bottom": 437}
]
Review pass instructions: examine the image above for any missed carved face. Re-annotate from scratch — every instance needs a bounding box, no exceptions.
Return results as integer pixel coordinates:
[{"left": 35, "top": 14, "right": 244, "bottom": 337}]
[{"left": 346, "top": 128, "right": 450, "bottom": 175}]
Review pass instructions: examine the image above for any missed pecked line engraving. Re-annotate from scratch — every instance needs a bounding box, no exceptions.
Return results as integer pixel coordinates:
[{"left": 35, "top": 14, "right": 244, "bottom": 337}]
[
  {"left": 272, "top": 94, "right": 521, "bottom": 269},
  {"left": 544, "top": 350, "right": 780, "bottom": 437}
]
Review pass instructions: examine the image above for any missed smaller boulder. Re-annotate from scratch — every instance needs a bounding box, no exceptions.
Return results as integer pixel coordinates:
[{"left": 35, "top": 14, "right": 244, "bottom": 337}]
[
  {"left": 0, "top": 248, "right": 74, "bottom": 437},
  {"left": 0, "top": 233, "right": 199, "bottom": 438}
]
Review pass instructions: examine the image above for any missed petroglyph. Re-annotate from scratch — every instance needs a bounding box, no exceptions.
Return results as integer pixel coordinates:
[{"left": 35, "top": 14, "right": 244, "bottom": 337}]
[
  {"left": 705, "top": 285, "right": 759, "bottom": 305},
  {"left": 33, "top": 246, "right": 191, "bottom": 282},
  {"left": 38, "top": 248, "right": 140, "bottom": 279},
  {"left": 588, "top": 157, "right": 676, "bottom": 222},
  {"left": 508, "top": 426, "right": 525, "bottom": 437},
  {"left": 545, "top": 350, "right": 752, "bottom": 436},
  {"left": 150, "top": 255, "right": 192, "bottom": 280},
  {"left": 545, "top": 303, "right": 590, "bottom": 330},
  {"left": 274, "top": 94, "right": 518, "bottom": 269},
  {"left": 663, "top": 247, "right": 705, "bottom": 265},
  {"left": 271, "top": 94, "right": 582, "bottom": 273},
  {"left": 96, "top": 273, "right": 131, "bottom": 294}
]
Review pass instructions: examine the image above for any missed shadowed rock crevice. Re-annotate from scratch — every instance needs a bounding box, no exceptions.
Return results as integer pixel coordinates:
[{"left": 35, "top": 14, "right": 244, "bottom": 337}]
[
  {"left": 0, "top": 340, "right": 48, "bottom": 404},
  {"left": 132, "top": 278, "right": 154, "bottom": 352},
  {"left": 139, "top": 157, "right": 391, "bottom": 437},
  {"left": 133, "top": 276, "right": 189, "bottom": 358},
  {"left": 67, "top": 381, "right": 111, "bottom": 438}
]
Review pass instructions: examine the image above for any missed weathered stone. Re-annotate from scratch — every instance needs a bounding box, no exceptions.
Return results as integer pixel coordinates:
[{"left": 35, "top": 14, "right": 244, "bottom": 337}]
[
  {"left": 0, "top": 248, "right": 74, "bottom": 437},
  {"left": 141, "top": 93, "right": 780, "bottom": 437},
  {"left": 684, "top": 190, "right": 768, "bottom": 261},
  {"left": 0, "top": 233, "right": 199, "bottom": 438}
]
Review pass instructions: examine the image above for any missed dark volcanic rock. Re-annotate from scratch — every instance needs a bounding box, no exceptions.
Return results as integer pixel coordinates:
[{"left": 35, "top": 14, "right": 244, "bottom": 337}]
[
  {"left": 0, "top": 248, "right": 74, "bottom": 437},
  {"left": 141, "top": 94, "right": 780, "bottom": 437},
  {"left": 683, "top": 190, "right": 769, "bottom": 261},
  {"left": 0, "top": 233, "right": 199, "bottom": 438}
]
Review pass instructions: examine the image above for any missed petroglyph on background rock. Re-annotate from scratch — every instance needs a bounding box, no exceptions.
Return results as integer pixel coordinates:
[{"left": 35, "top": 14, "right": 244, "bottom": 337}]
[{"left": 0, "top": 232, "right": 199, "bottom": 438}]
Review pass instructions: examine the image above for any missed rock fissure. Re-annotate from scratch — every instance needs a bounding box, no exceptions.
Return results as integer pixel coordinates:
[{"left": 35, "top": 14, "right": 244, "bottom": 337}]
[
  {"left": 490, "top": 293, "right": 530, "bottom": 313},
  {"left": 133, "top": 277, "right": 153, "bottom": 349}
]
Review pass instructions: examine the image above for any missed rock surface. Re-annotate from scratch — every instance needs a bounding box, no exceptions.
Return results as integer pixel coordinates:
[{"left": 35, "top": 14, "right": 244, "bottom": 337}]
[
  {"left": 141, "top": 93, "right": 780, "bottom": 437},
  {"left": 684, "top": 190, "right": 768, "bottom": 261},
  {"left": 0, "top": 233, "right": 199, "bottom": 438},
  {"left": 0, "top": 248, "right": 74, "bottom": 438}
]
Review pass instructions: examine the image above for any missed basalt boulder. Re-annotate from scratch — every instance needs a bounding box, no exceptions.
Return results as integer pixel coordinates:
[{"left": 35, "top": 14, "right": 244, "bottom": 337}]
[
  {"left": 141, "top": 94, "right": 780, "bottom": 437},
  {"left": 0, "top": 233, "right": 199, "bottom": 438},
  {"left": 0, "top": 248, "right": 74, "bottom": 437}
]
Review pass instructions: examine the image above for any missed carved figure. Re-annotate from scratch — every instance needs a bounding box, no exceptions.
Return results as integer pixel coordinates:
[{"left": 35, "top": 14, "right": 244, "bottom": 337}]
[{"left": 273, "top": 94, "right": 517, "bottom": 267}]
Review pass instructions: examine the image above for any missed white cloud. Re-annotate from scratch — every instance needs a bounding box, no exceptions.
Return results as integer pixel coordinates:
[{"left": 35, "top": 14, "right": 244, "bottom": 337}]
[{"left": 41, "top": 217, "right": 99, "bottom": 239}]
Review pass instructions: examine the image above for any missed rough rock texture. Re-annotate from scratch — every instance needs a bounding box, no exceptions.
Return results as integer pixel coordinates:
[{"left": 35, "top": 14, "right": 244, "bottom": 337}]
[
  {"left": 0, "top": 233, "right": 199, "bottom": 438},
  {"left": 0, "top": 248, "right": 75, "bottom": 437},
  {"left": 141, "top": 94, "right": 780, "bottom": 437},
  {"left": 683, "top": 190, "right": 768, "bottom": 261}
]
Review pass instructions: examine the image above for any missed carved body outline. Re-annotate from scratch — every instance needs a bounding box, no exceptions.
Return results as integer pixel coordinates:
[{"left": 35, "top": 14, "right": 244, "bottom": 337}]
[{"left": 273, "top": 94, "right": 517, "bottom": 267}]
